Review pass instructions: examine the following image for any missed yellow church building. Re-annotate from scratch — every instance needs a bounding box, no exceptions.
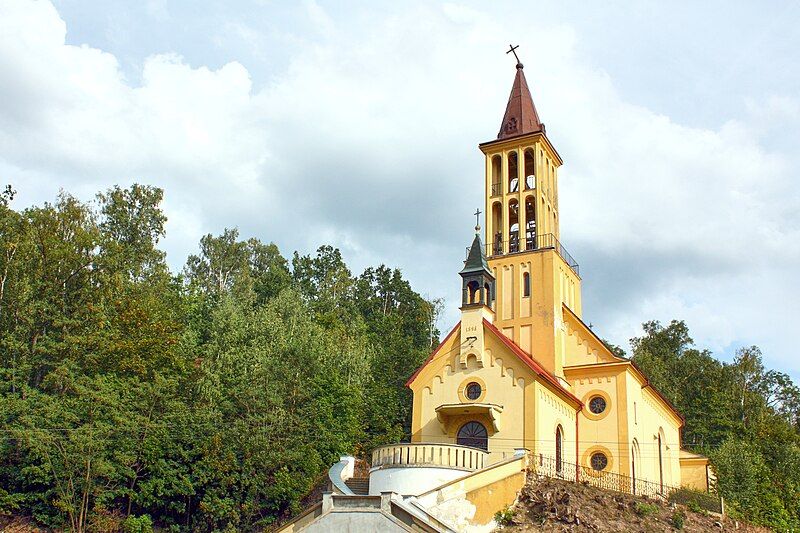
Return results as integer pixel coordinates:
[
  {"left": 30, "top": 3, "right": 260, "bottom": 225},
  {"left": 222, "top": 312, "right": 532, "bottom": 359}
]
[
  {"left": 405, "top": 59, "right": 711, "bottom": 494},
  {"left": 280, "top": 57, "right": 716, "bottom": 533}
]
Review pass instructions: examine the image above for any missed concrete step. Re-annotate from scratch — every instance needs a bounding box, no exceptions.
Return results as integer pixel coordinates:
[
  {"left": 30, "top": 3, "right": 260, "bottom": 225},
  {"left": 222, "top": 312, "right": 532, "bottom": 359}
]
[{"left": 345, "top": 477, "right": 370, "bottom": 495}]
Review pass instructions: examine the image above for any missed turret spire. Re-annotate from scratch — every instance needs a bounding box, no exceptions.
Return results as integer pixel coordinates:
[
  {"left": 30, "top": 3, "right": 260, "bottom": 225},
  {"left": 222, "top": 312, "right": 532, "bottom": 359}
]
[{"left": 497, "top": 48, "right": 544, "bottom": 140}]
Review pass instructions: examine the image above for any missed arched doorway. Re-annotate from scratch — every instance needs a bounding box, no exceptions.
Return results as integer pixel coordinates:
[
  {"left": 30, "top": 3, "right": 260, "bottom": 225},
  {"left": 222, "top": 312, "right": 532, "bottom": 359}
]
[{"left": 457, "top": 421, "right": 488, "bottom": 451}]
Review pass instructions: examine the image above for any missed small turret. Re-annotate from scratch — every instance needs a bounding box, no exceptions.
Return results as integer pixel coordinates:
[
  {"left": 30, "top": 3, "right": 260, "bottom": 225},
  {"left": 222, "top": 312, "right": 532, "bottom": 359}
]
[
  {"left": 460, "top": 232, "right": 495, "bottom": 309},
  {"left": 458, "top": 228, "right": 495, "bottom": 369}
]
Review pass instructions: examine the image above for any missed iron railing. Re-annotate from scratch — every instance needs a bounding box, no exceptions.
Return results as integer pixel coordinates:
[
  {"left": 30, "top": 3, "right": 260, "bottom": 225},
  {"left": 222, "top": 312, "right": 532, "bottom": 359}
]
[
  {"left": 482, "top": 233, "right": 580, "bottom": 277},
  {"left": 491, "top": 183, "right": 502, "bottom": 196},
  {"left": 530, "top": 453, "right": 722, "bottom": 514},
  {"left": 532, "top": 453, "right": 675, "bottom": 499}
]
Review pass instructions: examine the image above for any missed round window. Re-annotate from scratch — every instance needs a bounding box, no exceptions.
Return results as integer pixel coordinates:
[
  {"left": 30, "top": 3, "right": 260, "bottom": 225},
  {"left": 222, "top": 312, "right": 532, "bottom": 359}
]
[
  {"left": 465, "top": 382, "right": 482, "bottom": 401},
  {"left": 590, "top": 452, "right": 608, "bottom": 471},
  {"left": 589, "top": 396, "right": 607, "bottom": 414}
]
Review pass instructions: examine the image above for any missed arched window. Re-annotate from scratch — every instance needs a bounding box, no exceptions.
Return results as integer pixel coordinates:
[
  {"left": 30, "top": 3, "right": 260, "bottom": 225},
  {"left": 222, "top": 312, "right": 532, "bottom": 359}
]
[
  {"left": 523, "top": 272, "right": 530, "bottom": 297},
  {"left": 524, "top": 148, "right": 536, "bottom": 189},
  {"left": 508, "top": 151, "right": 519, "bottom": 192},
  {"left": 555, "top": 425, "right": 563, "bottom": 474},
  {"left": 508, "top": 200, "right": 519, "bottom": 253},
  {"left": 491, "top": 202, "right": 503, "bottom": 256},
  {"left": 457, "top": 421, "right": 488, "bottom": 450},
  {"left": 484, "top": 282, "right": 492, "bottom": 305},
  {"left": 467, "top": 281, "right": 480, "bottom": 304},
  {"left": 491, "top": 155, "right": 502, "bottom": 196},
  {"left": 525, "top": 197, "right": 536, "bottom": 250}
]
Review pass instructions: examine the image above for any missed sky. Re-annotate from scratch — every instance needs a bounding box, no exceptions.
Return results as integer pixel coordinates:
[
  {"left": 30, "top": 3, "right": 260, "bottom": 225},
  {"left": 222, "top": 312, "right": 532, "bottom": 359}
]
[{"left": 1, "top": 0, "right": 799, "bottom": 379}]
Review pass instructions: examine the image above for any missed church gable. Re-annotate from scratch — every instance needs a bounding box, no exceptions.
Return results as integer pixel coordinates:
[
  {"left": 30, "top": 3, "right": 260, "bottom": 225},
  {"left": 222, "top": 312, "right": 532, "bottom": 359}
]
[
  {"left": 407, "top": 321, "right": 538, "bottom": 398},
  {"left": 561, "top": 304, "right": 623, "bottom": 367}
]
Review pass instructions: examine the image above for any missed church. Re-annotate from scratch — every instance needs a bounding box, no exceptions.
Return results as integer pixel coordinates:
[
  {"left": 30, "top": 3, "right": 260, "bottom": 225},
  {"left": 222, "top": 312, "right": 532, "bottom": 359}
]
[{"left": 279, "top": 56, "right": 716, "bottom": 533}]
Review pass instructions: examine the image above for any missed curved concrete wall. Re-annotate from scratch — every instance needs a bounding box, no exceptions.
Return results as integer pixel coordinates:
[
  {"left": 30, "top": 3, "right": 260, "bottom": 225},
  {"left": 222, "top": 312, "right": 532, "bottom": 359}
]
[{"left": 369, "top": 466, "right": 467, "bottom": 496}]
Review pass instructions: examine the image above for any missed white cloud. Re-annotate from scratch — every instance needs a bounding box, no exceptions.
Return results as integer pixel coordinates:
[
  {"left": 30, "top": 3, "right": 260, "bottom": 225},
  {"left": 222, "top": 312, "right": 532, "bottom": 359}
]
[{"left": 0, "top": 0, "right": 798, "bottom": 378}]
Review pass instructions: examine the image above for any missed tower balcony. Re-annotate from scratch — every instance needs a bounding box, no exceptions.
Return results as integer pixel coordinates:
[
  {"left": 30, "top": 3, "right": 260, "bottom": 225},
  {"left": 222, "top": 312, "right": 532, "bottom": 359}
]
[{"left": 468, "top": 232, "right": 580, "bottom": 276}]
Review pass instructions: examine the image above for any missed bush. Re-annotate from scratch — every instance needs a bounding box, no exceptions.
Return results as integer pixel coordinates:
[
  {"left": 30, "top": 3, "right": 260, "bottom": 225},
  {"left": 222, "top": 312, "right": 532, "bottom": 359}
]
[
  {"left": 671, "top": 509, "right": 686, "bottom": 529},
  {"left": 634, "top": 502, "right": 660, "bottom": 517},
  {"left": 668, "top": 487, "right": 721, "bottom": 514},
  {"left": 494, "top": 506, "right": 516, "bottom": 527},
  {"left": 122, "top": 515, "right": 153, "bottom": 533}
]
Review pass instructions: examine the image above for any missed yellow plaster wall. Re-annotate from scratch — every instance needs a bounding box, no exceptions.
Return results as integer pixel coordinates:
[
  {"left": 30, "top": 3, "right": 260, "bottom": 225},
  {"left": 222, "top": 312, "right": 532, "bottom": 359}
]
[
  {"left": 532, "top": 381, "right": 577, "bottom": 464},
  {"left": 487, "top": 249, "right": 581, "bottom": 378},
  {"left": 418, "top": 454, "right": 528, "bottom": 529},
  {"left": 562, "top": 311, "right": 620, "bottom": 367},
  {"left": 624, "top": 370, "right": 682, "bottom": 488},
  {"left": 410, "top": 323, "right": 579, "bottom": 465},
  {"left": 566, "top": 364, "right": 683, "bottom": 488},
  {"left": 411, "top": 328, "right": 528, "bottom": 463},
  {"left": 680, "top": 459, "right": 710, "bottom": 492},
  {"left": 568, "top": 367, "right": 625, "bottom": 476},
  {"left": 465, "top": 471, "right": 526, "bottom": 524}
]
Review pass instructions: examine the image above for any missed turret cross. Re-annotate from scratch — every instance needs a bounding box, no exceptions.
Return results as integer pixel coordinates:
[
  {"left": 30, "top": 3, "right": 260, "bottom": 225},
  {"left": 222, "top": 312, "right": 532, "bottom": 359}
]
[{"left": 474, "top": 208, "right": 482, "bottom": 230}]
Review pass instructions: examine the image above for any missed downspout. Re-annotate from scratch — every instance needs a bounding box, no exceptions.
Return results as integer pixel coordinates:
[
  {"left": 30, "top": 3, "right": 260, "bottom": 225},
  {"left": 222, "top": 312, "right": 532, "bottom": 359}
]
[{"left": 575, "top": 408, "right": 580, "bottom": 483}]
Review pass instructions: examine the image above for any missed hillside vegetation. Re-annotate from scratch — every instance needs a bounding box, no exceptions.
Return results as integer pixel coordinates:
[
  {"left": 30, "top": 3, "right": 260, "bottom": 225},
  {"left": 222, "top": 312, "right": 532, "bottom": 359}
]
[
  {"left": 497, "top": 476, "right": 768, "bottom": 532},
  {"left": 0, "top": 184, "right": 798, "bottom": 532}
]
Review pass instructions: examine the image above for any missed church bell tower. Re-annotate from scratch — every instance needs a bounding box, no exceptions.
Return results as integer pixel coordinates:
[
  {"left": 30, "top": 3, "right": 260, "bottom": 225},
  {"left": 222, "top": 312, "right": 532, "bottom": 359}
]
[{"left": 478, "top": 57, "right": 583, "bottom": 380}]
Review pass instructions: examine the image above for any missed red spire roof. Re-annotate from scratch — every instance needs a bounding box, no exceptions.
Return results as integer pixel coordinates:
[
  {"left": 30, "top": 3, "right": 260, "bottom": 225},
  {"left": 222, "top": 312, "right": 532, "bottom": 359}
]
[{"left": 497, "top": 64, "right": 544, "bottom": 140}]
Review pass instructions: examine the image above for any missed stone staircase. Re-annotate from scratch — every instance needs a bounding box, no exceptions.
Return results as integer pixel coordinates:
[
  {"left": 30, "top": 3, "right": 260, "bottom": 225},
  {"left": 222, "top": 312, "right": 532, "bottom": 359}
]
[{"left": 344, "top": 477, "right": 370, "bottom": 495}]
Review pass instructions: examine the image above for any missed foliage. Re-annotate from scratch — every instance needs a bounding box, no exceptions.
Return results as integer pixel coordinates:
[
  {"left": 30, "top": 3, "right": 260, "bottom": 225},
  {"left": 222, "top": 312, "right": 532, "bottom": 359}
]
[
  {"left": 0, "top": 185, "right": 437, "bottom": 531},
  {"left": 494, "top": 506, "right": 516, "bottom": 527},
  {"left": 670, "top": 508, "right": 685, "bottom": 529},
  {"left": 123, "top": 514, "right": 154, "bottom": 533},
  {"left": 632, "top": 320, "right": 800, "bottom": 530},
  {"left": 668, "top": 488, "right": 720, "bottom": 514},
  {"left": 634, "top": 501, "right": 659, "bottom": 517}
]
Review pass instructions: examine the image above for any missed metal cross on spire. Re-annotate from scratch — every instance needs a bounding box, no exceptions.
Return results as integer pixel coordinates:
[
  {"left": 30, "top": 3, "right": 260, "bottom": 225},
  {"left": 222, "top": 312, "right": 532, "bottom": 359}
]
[
  {"left": 474, "top": 208, "right": 482, "bottom": 232},
  {"left": 506, "top": 43, "right": 523, "bottom": 68}
]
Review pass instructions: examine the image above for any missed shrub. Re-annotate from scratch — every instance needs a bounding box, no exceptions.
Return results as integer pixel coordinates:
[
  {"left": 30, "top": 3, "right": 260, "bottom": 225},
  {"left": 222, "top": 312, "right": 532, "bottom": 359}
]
[
  {"left": 668, "top": 487, "right": 722, "bottom": 514},
  {"left": 494, "top": 506, "right": 516, "bottom": 527},
  {"left": 687, "top": 500, "right": 702, "bottom": 514},
  {"left": 634, "top": 502, "right": 660, "bottom": 517},
  {"left": 122, "top": 514, "right": 153, "bottom": 533},
  {"left": 671, "top": 509, "right": 686, "bottom": 529}
]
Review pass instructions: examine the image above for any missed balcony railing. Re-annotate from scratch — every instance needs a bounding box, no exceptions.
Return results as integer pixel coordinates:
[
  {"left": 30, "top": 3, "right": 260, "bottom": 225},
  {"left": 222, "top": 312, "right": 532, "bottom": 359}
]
[
  {"left": 476, "top": 233, "right": 579, "bottom": 276},
  {"left": 491, "top": 183, "right": 502, "bottom": 196},
  {"left": 371, "top": 443, "right": 489, "bottom": 471}
]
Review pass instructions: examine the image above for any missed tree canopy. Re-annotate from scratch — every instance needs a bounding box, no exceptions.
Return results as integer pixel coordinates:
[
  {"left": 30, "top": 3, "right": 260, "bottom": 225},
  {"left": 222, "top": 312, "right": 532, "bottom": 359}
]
[
  {"left": 631, "top": 320, "right": 800, "bottom": 529},
  {"left": 0, "top": 185, "right": 439, "bottom": 532}
]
